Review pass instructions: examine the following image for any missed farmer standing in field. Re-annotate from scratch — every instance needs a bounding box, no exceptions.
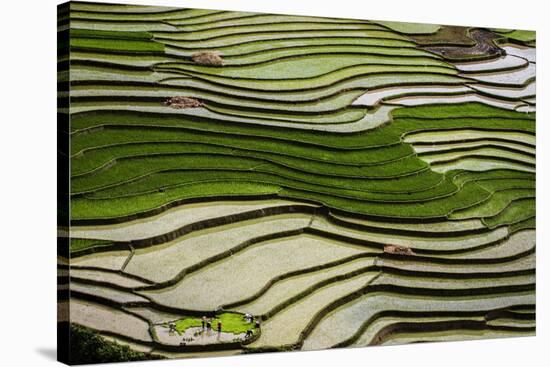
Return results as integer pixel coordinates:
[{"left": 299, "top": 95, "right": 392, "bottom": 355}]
[
  {"left": 217, "top": 321, "right": 222, "bottom": 333},
  {"left": 201, "top": 316, "right": 206, "bottom": 330}
]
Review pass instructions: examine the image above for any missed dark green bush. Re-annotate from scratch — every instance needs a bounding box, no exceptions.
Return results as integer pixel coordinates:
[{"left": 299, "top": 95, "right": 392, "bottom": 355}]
[{"left": 69, "top": 324, "right": 163, "bottom": 364}]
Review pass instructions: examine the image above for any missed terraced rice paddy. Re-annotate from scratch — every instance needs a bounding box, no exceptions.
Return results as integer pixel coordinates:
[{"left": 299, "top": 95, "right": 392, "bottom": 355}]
[{"left": 58, "top": 1, "right": 536, "bottom": 361}]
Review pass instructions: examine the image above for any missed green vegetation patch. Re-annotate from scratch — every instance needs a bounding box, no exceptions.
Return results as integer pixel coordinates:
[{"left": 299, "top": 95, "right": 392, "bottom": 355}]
[
  {"left": 484, "top": 198, "right": 536, "bottom": 228},
  {"left": 70, "top": 29, "right": 164, "bottom": 52},
  {"left": 69, "top": 102, "right": 536, "bottom": 221},
  {"left": 510, "top": 216, "right": 536, "bottom": 233},
  {"left": 71, "top": 37, "right": 164, "bottom": 53},
  {"left": 71, "top": 181, "right": 281, "bottom": 220},
  {"left": 450, "top": 188, "right": 535, "bottom": 219},
  {"left": 70, "top": 106, "right": 534, "bottom": 153},
  {"left": 71, "top": 141, "right": 425, "bottom": 182},
  {"left": 393, "top": 103, "right": 535, "bottom": 121},
  {"left": 70, "top": 238, "right": 114, "bottom": 253},
  {"left": 85, "top": 168, "right": 456, "bottom": 204},
  {"left": 453, "top": 169, "right": 535, "bottom": 186},
  {"left": 71, "top": 29, "right": 154, "bottom": 40},
  {"left": 68, "top": 109, "right": 390, "bottom": 149},
  {"left": 70, "top": 124, "right": 414, "bottom": 167},
  {"left": 494, "top": 30, "right": 536, "bottom": 43},
  {"left": 71, "top": 177, "right": 486, "bottom": 220},
  {"left": 171, "top": 313, "right": 255, "bottom": 335}
]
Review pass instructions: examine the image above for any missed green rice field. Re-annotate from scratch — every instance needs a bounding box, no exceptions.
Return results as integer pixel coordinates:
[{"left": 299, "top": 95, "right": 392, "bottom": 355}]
[{"left": 58, "top": 1, "right": 536, "bottom": 362}]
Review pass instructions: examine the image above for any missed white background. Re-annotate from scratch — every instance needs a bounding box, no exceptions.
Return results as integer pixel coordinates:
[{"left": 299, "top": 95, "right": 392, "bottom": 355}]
[{"left": 0, "top": 0, "right": 546, "bottom": 365}]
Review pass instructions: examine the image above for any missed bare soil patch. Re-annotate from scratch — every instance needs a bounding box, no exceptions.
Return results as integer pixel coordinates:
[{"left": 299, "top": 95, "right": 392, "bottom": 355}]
[
  {"left": 163, "top": 96, "right": 204, "bottom": 109},
  {"left": 384, "top": 244, "right": 415, "bottom": 256},
  {"left": 423, "top": 29, "right": 504, "bottom": 60},
  {"left": 191, "top": 51, "right": 224, "bottom": 66}
]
